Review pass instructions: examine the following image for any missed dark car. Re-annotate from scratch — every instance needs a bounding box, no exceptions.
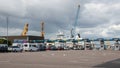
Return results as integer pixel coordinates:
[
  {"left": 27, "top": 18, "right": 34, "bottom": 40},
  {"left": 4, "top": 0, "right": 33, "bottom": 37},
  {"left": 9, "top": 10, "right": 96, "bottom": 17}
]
[
  {"left": 39, "top": 45, "right": 46, "bottom": 51},
  {"left": 47, "top": 45, "right": 57, "bottom": 50},
  {"left": 0, "top": 44, "right": 8, "bottom": 52}
]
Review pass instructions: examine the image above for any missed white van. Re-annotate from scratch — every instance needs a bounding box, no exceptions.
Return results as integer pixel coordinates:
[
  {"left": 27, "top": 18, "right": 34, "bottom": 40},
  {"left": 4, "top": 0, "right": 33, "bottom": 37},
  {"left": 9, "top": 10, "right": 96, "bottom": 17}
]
[
  {"left": 23, "top": 43, "right": 39, "bottom": 51},
  {"left": 12, "top": 43, "right": 23, "bottom": 50}
]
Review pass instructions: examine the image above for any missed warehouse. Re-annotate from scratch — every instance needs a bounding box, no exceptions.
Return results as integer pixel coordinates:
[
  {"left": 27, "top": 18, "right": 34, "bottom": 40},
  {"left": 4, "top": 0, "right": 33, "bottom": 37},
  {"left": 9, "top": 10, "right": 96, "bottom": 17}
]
[{"left": 0, "top": 35, "right": 44, "bottom": 43}]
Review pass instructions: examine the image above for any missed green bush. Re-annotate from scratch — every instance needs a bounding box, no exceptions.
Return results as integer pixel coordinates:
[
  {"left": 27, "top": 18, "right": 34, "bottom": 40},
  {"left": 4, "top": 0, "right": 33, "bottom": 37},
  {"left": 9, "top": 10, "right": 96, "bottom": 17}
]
[{"left": 0, "top": 38, "right": 12, "bottom": 46}]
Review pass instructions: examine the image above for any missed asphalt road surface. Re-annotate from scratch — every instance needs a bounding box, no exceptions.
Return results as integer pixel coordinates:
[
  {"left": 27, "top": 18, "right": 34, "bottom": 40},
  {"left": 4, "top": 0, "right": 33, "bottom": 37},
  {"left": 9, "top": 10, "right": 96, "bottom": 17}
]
[{"left": 0, "top": 50, "right": 120, "bottom": 68}]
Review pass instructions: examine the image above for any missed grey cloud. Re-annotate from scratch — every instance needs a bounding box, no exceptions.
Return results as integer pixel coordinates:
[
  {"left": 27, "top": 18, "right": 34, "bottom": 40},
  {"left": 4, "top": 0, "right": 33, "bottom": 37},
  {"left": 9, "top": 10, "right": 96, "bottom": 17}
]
[
  {"left": 0, "top": 0, "right": 120, "bottom": 38},
  {"left": 0, "top": 0, "right": 26, "bottom": 17}
]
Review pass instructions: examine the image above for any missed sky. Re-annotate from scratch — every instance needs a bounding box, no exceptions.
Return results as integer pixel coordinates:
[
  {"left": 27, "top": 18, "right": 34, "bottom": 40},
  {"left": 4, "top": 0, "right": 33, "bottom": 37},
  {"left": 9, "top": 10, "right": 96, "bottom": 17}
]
[{"left": 0, "top": 0, "right": 120, "bottom": 39}]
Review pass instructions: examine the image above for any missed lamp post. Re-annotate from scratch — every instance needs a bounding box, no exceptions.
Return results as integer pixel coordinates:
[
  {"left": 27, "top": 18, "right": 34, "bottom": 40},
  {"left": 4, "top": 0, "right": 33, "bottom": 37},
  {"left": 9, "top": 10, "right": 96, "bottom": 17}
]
[{"left": 6, "top": 16, "right": 8, "bottom": 46}]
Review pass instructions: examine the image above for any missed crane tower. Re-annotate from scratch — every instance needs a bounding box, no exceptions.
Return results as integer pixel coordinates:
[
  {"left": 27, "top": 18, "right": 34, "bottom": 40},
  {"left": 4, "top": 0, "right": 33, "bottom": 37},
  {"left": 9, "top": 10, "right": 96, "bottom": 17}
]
[
  {"left": 41, "top": 21, "right": 44, "bottom": 37},
  {"left": 71, "top": 4, "right": 80, "bottom": 39},
  {"left": 21, "top": 23, "right": 29, "bottom": 36}
]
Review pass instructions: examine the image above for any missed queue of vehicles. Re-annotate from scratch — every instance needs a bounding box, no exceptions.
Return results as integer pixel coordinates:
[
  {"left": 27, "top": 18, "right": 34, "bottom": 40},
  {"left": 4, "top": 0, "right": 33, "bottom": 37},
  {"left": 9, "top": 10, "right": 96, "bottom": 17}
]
[{"left": 0, "top": 38, "right": 120, "bottom": 52}]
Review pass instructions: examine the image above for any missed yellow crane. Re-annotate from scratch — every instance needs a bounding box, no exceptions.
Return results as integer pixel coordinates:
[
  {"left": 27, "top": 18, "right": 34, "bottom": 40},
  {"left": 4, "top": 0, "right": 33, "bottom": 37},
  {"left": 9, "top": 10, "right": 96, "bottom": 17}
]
[
  {"left": 21, "top": 23, "right": 29, "bottom": 36},
  {"left": 41, "top": 21, "right": 44, "bottom": 37}
]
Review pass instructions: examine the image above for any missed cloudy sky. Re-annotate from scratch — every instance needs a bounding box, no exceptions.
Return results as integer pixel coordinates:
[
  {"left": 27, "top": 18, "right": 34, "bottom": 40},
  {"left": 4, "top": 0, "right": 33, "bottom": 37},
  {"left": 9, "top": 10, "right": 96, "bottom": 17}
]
[{"left": 0, "top": 0, "right": 120, "bottom": 39}]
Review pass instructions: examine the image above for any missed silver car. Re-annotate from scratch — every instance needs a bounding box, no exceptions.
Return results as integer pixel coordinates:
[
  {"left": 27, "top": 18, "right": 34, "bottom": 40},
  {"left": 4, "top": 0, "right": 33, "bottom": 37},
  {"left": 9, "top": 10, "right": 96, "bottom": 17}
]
[{"left": 8, "top": 46, "right": 23, "bottom": 52}]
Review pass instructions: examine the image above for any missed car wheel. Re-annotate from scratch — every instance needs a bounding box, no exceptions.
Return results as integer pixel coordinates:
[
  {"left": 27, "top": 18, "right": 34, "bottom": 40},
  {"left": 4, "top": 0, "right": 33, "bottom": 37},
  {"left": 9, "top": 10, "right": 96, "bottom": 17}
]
[
  {"left": 15, "top": 50, "right": 17, "bottom": 52},
  {"left": 30, "top": 49, "right": 32, "bottom": 52},
  {"left": 20, "top": 49, "right": 23, "bottom": 52}
]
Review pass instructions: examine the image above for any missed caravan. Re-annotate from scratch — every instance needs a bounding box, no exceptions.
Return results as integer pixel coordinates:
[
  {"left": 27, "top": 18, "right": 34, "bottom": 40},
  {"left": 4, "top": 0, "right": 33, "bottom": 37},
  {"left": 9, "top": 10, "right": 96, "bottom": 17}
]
[
  {"left": 66, "top": 40, "right": 73, "bottom": 50},
  {"left": 12, "top": 42, "right": 45, "bottom": 52},
  {"left": 113, "top": 42, "right": 120, "bottom": 50},
  {"left": 23, "top": 43, "right": 39, "bottom": 51},
  {"left": 12, "top": 39, "right": 44, "bottom": 52}
]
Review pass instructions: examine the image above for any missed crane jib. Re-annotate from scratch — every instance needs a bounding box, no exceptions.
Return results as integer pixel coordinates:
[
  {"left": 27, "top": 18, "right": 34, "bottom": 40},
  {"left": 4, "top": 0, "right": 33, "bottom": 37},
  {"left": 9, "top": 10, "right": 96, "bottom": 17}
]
[{"left": 71, "top": 5, "right": 80, "bottom": 38}]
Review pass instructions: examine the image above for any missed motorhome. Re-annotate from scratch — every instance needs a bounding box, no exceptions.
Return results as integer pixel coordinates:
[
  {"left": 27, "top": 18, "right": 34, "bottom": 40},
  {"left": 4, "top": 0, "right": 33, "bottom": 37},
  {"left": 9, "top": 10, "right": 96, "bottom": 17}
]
[
  {"left": 113, "top": 41, "right": 120, "bottom": 50},
  {"left": 77, "top": 40, "right": 85, "bottom": 50},
  {"left": 92, "top": 41, "right": 101, "bottom": 50},
  {"left": 54, "top": 40, "right": 66, "bottom": 50},
  {"left": 12, "top": 39, "right": 45, "bottom": 51},
  {"left": 66, "top": 40, "right": 73, "bottom": 49},
  {"left": 22, "top": 43, "right": 39, "bottom": 51}
]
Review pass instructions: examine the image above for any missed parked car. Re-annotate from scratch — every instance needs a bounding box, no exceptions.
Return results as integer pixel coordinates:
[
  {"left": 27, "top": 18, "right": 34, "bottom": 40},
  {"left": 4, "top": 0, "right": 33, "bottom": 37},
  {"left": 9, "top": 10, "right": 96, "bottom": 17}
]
[
  {"left": 39, "top": 44, "right": 46, "bottom": 51},
  {"left": 0, "top": 44, "right": 8, "bottom": 52},
  {"left": 57, "top": 46, "right": 64, "bottom": 50},
  {"left": 8, "top": 46, "right": 23, "bottom": 52},
  {"left": 46, "top": 45, "right": 57, "bottom": 50}
]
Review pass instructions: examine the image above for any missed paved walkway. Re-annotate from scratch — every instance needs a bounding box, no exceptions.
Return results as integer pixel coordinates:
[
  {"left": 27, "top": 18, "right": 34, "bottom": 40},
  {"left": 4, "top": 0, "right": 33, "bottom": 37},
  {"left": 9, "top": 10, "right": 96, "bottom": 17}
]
[{"left": 0, "top": 50, "right": 120, "bottom": 68}]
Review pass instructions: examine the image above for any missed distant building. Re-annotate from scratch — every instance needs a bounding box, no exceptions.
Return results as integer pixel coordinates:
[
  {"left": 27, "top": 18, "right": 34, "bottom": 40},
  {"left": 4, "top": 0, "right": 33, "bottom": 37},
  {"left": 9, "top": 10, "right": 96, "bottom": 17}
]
[{"left": 0, "top": 35, "right": 44, "bottom": 43}]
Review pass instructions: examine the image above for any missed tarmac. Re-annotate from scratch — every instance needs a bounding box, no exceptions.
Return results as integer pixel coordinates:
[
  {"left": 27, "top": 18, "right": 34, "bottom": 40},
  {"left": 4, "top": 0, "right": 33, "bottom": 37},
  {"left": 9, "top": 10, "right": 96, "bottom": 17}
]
[{"left": 0, "top": 50, "right": 120, "bottom": 68}]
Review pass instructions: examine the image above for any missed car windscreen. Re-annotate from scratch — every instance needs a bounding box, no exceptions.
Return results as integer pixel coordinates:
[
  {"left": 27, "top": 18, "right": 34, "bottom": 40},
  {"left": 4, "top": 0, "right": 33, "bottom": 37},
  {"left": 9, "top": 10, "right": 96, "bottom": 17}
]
[{"left": 12, "top": 46, "right": 19, "bottom": 48}]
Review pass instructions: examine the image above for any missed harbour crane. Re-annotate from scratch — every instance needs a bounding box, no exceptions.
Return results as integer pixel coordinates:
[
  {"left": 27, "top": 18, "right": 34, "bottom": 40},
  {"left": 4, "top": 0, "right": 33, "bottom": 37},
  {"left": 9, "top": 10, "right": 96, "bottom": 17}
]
[
  {"left": 71, "top": 4, "right": 80, "bottom": 39},
  {"left": 41, "top": 21, "right": 45, "bottom": 37},
  {"left": 21, "top": 23, "right": 29, "bottom": 36}
]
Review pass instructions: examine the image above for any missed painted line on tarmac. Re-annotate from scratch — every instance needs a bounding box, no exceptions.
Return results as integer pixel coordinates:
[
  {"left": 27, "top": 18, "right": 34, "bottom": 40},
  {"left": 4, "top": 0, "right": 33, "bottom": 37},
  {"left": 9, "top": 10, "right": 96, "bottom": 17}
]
[
  {"left": 0, "top": 60, "right": 10, "bottom": 63},
  {"left": 51, "top": 53, "right": 55, "bottom": 56},
  {"left": 63, "top": 54, "right": 66, "bottom": 56},
  {"left": 69, "top": 60, "right": 79, "bottom": 63}
]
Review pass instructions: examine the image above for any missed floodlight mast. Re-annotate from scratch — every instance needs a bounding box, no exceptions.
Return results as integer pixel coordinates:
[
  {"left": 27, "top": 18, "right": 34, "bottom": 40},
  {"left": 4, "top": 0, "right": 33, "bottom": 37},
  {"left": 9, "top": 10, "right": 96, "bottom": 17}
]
[
  {"left": 71, "top": 4, "right": 80, "bottom": 39},
  {"left": 6, "top": 16, "right": 8, "bottom": 45}
]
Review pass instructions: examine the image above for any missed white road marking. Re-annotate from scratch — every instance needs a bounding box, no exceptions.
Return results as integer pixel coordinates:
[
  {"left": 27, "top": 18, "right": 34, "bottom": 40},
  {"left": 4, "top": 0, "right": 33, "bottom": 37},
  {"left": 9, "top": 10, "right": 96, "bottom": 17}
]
[
  {"left": 51, "top": 53, "right": 55, "bottom": 56},
  {"left": 63, "top": 54, "right": 66, "bottom": 56},
  {"left": 69, "top": 60, "right": 79, "bottom": 63},
  {"left": 0, "top": 61, "right": 9, "bottom": 63}
]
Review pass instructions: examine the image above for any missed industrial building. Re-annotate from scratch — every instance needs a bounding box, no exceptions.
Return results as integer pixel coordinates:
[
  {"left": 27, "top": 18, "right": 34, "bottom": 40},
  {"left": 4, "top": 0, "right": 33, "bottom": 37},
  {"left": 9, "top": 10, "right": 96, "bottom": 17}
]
[
  {"left": 0, "top": 21, "right": 45, "bottom": 43},
  {"left": 0, "top": 35, "right": 44, "bottom": 43}
]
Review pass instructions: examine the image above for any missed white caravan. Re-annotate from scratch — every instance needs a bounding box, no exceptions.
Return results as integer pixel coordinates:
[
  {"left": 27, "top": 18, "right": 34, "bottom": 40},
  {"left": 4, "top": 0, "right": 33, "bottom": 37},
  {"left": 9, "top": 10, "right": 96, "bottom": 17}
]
[
  {"left": 77, "top": 41, "right": 85, "bottom": 50},
  {"left": 93, "top": 41, "right": 101, "bottom": 50},
  {"left": 23, "top": 43, "right": 39, "bottom": 51},
  {"left": 12, "top": 43, "right": 23, "bottom": 50},
  {"left": 113, "top": 42, "right": 120, "bottom": 50},
  {"left": 66, "top": 41, "right": 73, "bottom": 49}
]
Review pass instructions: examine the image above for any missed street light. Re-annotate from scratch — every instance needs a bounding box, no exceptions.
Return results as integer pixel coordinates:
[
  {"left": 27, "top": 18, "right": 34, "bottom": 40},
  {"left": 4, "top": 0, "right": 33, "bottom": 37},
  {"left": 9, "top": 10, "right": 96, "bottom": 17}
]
[{"left": 6, "top": 16, "right": 8, "bottom": 46}]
